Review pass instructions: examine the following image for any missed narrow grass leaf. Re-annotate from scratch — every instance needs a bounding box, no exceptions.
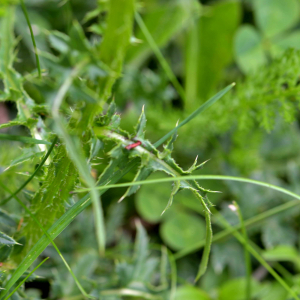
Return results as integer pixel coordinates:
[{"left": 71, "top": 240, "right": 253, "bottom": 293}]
[
  {"left": 0, "top": 133, "right": 51, "bottom": 144},
  {"left": 0, "top": 183, "right": 92, "bottom": 299},
  {"left": 51, "top": 58, "right": 105, "bottom": 256},
  {"left": 20, "top": 0, "right": 42, "bottom": 78},
  {"left": 3, "top": 257, "right": 49, "bottom": 300},
  {"left": 153, "top": 83, "right": 235, "bottom": 148},
  {"left": 233, "top": 201, "right": 252, "bottom": 300}
]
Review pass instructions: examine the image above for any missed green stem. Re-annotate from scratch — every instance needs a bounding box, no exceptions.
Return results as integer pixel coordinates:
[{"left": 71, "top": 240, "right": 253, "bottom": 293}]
[
  {"left": 195, "top": 210, "right": 212, "bottom": 281},
  {"left": 20, "top": 0, "right": 42, "bottom": 78},
  {"left": 234, "top": 201, "right": 251, "bottom": 300},
  {"left": 75, "top": 175, "right": 300, "bottom": 203},
  {"left": 167, "top": 248, "right": 177, "bottom": 300},
  {"left": 3, "top": 257, "right": 49, "bottom": 300},
  {"left": 0, "top": 137, "right": 58, "bottom": 205}
]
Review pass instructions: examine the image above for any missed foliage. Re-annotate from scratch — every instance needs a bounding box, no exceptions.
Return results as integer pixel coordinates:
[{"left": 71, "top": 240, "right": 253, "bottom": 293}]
[{"left": 0, "top": 0, "right": 300, "bottom": 300}]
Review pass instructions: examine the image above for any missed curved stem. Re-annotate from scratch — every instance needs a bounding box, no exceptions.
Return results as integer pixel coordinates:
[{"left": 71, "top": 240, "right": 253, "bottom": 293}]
[
  {"left": 0, "top": 137, "right": 58, "bottom": 205},
  {"left": 75, "top": 174, "right": 300, "bottom": 203}
]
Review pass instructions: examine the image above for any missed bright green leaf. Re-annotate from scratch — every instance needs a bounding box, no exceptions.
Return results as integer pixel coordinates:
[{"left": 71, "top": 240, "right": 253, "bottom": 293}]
[
  {"left": 234, "top": 25, "right": 266, "bottom": 73},
  {"left": 160, "top": 211, "right": 205, "bottom": 251},
  {"left": 253, "top": 0, "right": 299, "bottom": 38},
  {"left": 174, "top": 285, "right": 210, "bottom": 300}
]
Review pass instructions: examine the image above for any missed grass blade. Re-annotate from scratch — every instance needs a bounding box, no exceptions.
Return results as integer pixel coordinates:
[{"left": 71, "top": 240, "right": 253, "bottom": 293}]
[
  {"left": 0, "top": 133, "right": 51, "bottom": 144},
  {"left": 0, "top": 184, "right": 92, "bottom": 299},
  {"left": 0, "top": 137, "right": 58, "bottom": 205},
  {"left": 51, "top": 58, "right": 105, "bottom": 255},
  {"left": 232, "top": 201, "right": 251, "bottom": 300},
  {"left": 0, "top": 160, "right": 137, "bottom": 298},
  {"left": 153, "top": 83, "right": 235, "bottom": 147},
  {"left": 135, "top": 12, "right": 186, "bottom": 104},
  {"left": 20, "top": 0, "right": 42, "bottom": 78},
  {"left": 3, "top": 257, "right": 49, "bottom": 300}
]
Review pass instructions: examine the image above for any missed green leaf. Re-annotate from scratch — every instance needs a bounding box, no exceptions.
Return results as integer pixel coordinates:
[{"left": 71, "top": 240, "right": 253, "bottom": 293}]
[
  {"left": 21, "top": 145, "right": 78, "bottom": 252},
  {"left": 69, "top": 20, "right": 91, "bottom": 53},
  {"left": 234, "top": 25, "right": 266, "bottom": 73},
  {"left": 5, "top": 150, "right": 44, "bottom": 171},
  {"left": 271, "top": 30, "right": 300, "bottom": 56},
  {"left": 0, "top": 231, "right": 19, "bottom": 246},
  {"left": 159, "top": 211, "right": 205, "bottom": 251},
  {"left": 134, "top": 106, "right": 147, "bottom": 139},
  {"left": 262, "top": 245, "right": 300, "bottom": 269},
  {"left": 253, "top": 0, "right": 300, "bottom": 38},
  {"left": 219, "top": 278, "right": 261, "bottom": 300},
  {"left": 185, "top": 0, "right": 241, "bottom": 101},
  {"left": 174, "top": 286, "right": 210, "bottom": 300},
  {"left": 135, "top": 173, "right": 171, "bottom": 223},
  {"left": 0, "top": 133, "right": 51, "bottom": 144},
  {"left": 48, "top": 31, "right": 70, "bottom": 54},
  {"left": 258, "top": 283, "right": 287, "bottom": 300}
]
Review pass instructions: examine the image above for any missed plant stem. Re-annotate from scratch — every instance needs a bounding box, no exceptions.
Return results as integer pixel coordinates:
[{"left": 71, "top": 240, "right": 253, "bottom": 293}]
[
  {"left": 20, "top": 0, "right": 42, "bottom": 78},
  {"left": 234, "top": 201, "right": 251, "bottom": 300}
]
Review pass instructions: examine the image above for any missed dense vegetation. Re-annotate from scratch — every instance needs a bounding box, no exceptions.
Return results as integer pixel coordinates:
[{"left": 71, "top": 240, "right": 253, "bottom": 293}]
[{"left": 1, "top": 0, "right": 300, "bottom": 299}]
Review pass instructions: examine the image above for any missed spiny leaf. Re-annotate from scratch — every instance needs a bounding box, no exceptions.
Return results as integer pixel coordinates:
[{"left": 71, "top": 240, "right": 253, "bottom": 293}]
[
  {"left": 0, "top": 231, "right": 20, "bottom": 246},
  {"left": 153, "top": 83, "right": 236, "bottom": 147},
  {"left": 4, "top": 150, "right": 44, "bottom": 171},
  {"left": 161, "top": 180, "right": 180, "bottom": 215},
  {"left": 21, "top": 145, "right": 78, "bottom": 252},
  {"left": 134, "top": 105, "right": 147, "bottom": 139},
  {"left": 119, "top": 166, "right": 152, "bottom": 203}
]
